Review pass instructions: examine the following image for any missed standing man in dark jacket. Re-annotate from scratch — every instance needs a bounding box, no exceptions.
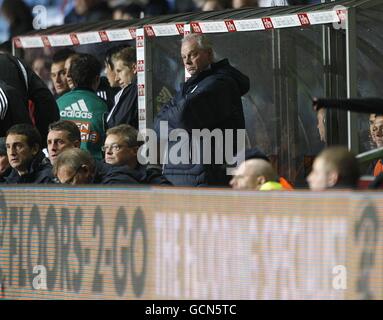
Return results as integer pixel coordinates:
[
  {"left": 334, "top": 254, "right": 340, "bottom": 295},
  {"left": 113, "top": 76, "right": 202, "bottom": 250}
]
[
  {"left": 154, "top": 34, "right": 250, "bottom": 186},
  {"left": 4, "top": 124, "right": 54, "bottom": 184},
  {"left": 0, "top": 53, "right": 60, "bottom": 145}
]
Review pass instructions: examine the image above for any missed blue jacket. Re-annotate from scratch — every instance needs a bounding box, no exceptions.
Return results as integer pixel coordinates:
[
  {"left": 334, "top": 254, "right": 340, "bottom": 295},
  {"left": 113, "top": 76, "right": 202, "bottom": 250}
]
[{"left": 154, "top": 59, "right": 249, "bottom": 186}]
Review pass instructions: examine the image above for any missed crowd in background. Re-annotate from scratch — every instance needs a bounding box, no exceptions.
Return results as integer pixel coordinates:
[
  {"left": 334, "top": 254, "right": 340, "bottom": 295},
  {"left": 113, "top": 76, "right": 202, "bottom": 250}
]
[{"left": 0, "top": 0, "right": 330, "bottom": 47}]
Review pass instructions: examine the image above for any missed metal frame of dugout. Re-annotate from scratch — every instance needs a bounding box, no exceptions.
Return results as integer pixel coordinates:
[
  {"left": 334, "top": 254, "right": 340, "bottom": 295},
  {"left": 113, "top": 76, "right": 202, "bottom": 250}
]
[{"left": 13, "top": 0, "right": 383, "bottom": 186}]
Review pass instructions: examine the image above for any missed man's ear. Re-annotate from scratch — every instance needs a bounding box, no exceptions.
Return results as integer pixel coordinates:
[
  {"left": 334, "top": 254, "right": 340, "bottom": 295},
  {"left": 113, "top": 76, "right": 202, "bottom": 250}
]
[
  {"left": 327, "top": 171, "right": 339, "bottom": 188},
  {"left": 132, "top": 63, "right": 137, "bottom": 75},
  {"left": 94, "top": 75, "right": 100, "bottom": 90},
  {"left": 207, "top": 48, "right": 214, "bottom": 63},
  {"left": 31, "top": 144, "right": 39, "bottom": 156},
  {"left": 74, "top": 140, "right": 81, "bottom": 148},
  {"left": 256, "top": 175, "right": 267, "bottom": 187}
]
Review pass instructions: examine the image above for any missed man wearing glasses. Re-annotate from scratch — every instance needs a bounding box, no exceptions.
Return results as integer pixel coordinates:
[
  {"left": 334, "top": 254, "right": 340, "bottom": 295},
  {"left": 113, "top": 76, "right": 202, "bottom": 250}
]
[
  {"left": 103, "top": 124, "right": 171, "bottom": 185},
  {"left": 47, "top": 120, "right": 139, "bottom": 185}
]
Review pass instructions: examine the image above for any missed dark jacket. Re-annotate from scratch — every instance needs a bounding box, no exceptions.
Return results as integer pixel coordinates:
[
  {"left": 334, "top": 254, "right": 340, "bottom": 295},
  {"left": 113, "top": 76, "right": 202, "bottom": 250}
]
[
  {"left": 97, "top": 76, "right": 120, "bottom": 112},
  {"left": 0, "top": 166, "right": 12, "bottom": 183},
  {"left": 154, "top": 59, "right": 249, "bottom": 186},
  {"left": 135, "top": 164, "right": 172, "bottom": 185},
  {"left": 96, "top": 162, "right": 171, "bottom": 186},
  {"left": 94, "top": 161, "right": 139, "bottom": 185},
  {"left": 5, "top": 151, "right": 54, "bottom": 184},
  {"left": 0, "top": 80, "right": 33, "bottom": 136},
  {"left": 0, "top": 53, "right": 59, "bottom": 144},
  {"left": 107, "top": 77, "right": 138, "bottom": 129}
]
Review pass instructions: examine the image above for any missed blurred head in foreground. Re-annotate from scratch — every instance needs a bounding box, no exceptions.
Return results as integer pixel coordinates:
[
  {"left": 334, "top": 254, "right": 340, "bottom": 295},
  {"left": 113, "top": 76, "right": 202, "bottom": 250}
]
[{"left": 307, "top": 146, "right": 360, "bottom": 191}]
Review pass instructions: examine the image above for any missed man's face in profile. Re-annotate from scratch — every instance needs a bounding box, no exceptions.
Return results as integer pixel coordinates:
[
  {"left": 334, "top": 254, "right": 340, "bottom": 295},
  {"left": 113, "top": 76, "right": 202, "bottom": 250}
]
[
  {"left": 307, "top": 156, "right": 337, "bottom": 191},
  {"left": 317, "top": 108, "right": 326, "bottom": 143},
  {"left": 371, "top": 114, "right": 383, "bottom": 148},
  {"left": 51, "top": 61, "right": 70, "bottom": 96}
]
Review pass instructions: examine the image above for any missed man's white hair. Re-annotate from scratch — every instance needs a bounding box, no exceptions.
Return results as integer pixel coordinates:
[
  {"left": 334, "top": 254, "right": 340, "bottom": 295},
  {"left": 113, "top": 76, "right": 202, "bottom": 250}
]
[{"left": 182, "top": 33, "right": 214, "bottom": 52}]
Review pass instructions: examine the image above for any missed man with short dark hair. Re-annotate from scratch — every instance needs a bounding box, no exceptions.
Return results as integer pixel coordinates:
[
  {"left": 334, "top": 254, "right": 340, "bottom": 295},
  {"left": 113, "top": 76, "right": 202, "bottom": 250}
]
[
  {"left": 57, "top": 53, "right": 108, "bottom": 161},
  {"left": 4, "top": 123, "right": 54, "bottom": 183},
  {"left": 307, "top": 146, "right": 360, "bottom": 191},
  {"left": 47, "top": 120, "right": 81, "bottom": 164},
  {"left": 50, "top": 48, "right": 76, "bottom": 97}
]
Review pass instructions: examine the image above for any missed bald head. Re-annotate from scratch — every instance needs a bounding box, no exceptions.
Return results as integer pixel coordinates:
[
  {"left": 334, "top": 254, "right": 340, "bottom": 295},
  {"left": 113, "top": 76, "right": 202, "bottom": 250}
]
[{"left": 230, "top": 159, "right": 278, "bottom": 190}]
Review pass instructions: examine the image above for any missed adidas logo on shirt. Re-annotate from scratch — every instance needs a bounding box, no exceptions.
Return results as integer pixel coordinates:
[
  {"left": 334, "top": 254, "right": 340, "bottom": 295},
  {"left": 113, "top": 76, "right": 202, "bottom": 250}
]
[{"left": 60, "top": 99, "right": 93, "bottom": 119}]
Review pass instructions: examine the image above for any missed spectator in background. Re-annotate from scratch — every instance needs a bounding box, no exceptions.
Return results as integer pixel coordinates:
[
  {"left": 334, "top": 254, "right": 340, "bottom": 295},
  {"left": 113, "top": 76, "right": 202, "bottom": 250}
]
[
  {"left": 64, "top": 53, "right": 80, "bottom": 91},
  {"left": 145, "top": 0, "right": 170, "bottom": 16},
  {"left": 113, "top": 3, "right": 143, "bottom": 20},
  {"left": 193, "top": 0, "right": 208, "bottom": 10},
  {"left": 230, "top": 158, "right": 287, "bottom": 190},
  {"left": 32, "top": 57, "right": 51, "bottom": 86},
  {"left": 4, "top": 123, "right": 54, "bottom": 184},
  {"left": 307, "top": 146, "right": 360, "bottom": 191},
  {"left": 106, "top": 46, "right": 138, "bottom": 129},
  {"left": 50, "top": 48, "right": 76, "bottom": 97},
  {"left": 104, "top": 45, "right": 129, "bottom": 89},
  {"left": 0, "top": 137, "right": 11, "bottom": 182},
  {"left": 64, "top": 0, "right": 113, "bottom": 24},
  {"left": 316, "top": 107, "right": 326, "bottom": 143},
  {"left": 258, "top": 0, "right": 288, "bottom": 6},
  {"left": 313, "top": 97, "right": 383, "bottom": 177},
  {"left": 0, "top": 52, "right": 59, "bottom": 145},
  {"left": 169, "top": 0, "right": 197, "bottom": 13},
  {"left": 101, "top": 45, "right": 130, "bottom": 111},
  {"left": 369, "top": 114, "right": 383, "bottom": 176},
  {"left": 232, "top": 0, "right": 258, "bottom": 8},
  {"left": 0, "top": 0, "right": 33, "bottom": 47},
  {"left": 202, "top": 0, "right": 225, "bottom": 11},
  {"left": 57, "top": 53, "right": 108, "bottom": 161},
  {"left": 32, "top": 56, "right": 54, "bottom": 94}
]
